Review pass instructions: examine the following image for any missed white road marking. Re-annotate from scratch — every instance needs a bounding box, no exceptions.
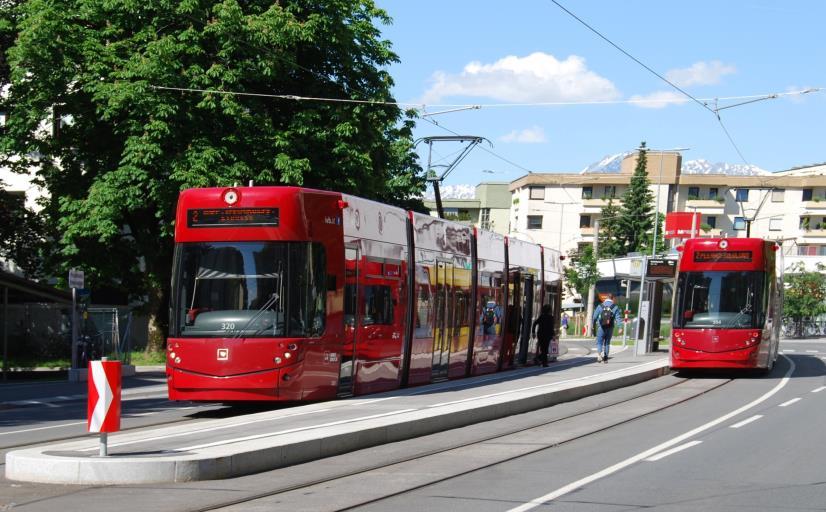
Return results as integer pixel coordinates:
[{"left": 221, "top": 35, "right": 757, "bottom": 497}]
[
  {"left": 0, "top": 421, "right": 88, "bottom": 436},
  {"left": 806, "top": 350, "right": 819, "bottom": 353},
  {"left": 730, "top": 415, "right": 762, "bottom": 429},
  {"left": 812, "top": 386, "right": 826, "bottom": 393},
  {"left": 782, "top": 349, "right": 795, "bottom": 353},
  {"left": 645, "top": 441, "right": 702, "bottom": 462},
  {"left": 506, "top": 355, "right": 795, "bottom": 512},
  {"left": 779, "top": 398, "right": 801, "bottom": 407}
]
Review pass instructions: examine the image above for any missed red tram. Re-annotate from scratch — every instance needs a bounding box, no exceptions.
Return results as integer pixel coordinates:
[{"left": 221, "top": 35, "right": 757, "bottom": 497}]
[
  {"left": 166, "top": 186, "right": 563, "bottom": 401},
  {"left": 670, "top": 238, "right": 783, "bottom": 371}
]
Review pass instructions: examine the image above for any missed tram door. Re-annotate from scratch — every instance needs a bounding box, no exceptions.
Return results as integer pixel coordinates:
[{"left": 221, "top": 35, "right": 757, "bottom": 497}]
[
  {"left": 431, "top": 261, "right": 453, "bottom": 380},
  {"left": 517, "top": 274, "right": 535, "bottom": 365},
  {"left": 502, "top": 270, "right": 521, "bottom": 369},
  {"left": 338, "top": 245, "right": 359, "bottom": 396}
]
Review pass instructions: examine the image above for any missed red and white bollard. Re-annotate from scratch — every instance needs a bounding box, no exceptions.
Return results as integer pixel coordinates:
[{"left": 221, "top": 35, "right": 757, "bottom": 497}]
[{"left": 87, "top": 358, "right": 121, "bottom": 456}]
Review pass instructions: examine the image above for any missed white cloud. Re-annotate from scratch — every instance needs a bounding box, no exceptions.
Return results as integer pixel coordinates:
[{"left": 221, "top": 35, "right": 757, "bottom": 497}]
[
  {"left": 628, "top": 91, "right": 690, "bottom": 109},
  {"left": 500, "top": 126, "right": 547, "bottom": 144},
  {"left": 665, "top": 61, "right": 736, "bottom": 87},
  {"left": 420, "top": 52, "right": 620, "bottom": 104}
]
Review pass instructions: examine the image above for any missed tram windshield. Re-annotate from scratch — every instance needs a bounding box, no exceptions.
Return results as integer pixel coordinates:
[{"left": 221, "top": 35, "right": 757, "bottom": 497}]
[
  {"left": 172, "top": 242, "right": 326, "bottom": 338},
  {"left": 673, "top": 271, "right": 766, "bottom": 329}
]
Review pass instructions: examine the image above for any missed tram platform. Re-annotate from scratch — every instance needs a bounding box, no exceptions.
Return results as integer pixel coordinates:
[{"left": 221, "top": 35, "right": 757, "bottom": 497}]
[{"left": 5, "top": 347, "right": 669, "bottom": 485}]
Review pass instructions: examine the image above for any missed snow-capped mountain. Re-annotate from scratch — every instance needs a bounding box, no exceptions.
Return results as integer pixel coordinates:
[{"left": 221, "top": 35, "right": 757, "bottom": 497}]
[
  {"left": 580, "top": 152, "right": 633, "bottom": 173},
  {"left": 423, "top": 184, "right": 477, "bottom": 200},
  {"left": 680, "top": 159, "right": 769, "bottom": 176},
  {"left": 582, "top": 153, "right": 770, "bottom": 176}
]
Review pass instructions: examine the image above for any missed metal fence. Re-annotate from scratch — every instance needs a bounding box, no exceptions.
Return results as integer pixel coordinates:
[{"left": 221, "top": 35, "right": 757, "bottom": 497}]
[
  {"left": 84, "top": 308, "right": 133, "bottom": 364},
  {"left": 1, "top": 303, "right": 138, "bottom": 364},
  {"left": 781, "top": 318, "right": 826, "bottom": 338}
]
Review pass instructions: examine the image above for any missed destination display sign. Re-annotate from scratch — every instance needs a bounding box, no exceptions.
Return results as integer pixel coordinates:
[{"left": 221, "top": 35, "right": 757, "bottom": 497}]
[
  {"left": 693, "top": 250, "right": 753, "bottom": 263},
  {"left": 187, "top": 208, "right": 279, "bottom": 228},
  {"left": 646, "top": 258, "right": 676, "bottom": 278}
]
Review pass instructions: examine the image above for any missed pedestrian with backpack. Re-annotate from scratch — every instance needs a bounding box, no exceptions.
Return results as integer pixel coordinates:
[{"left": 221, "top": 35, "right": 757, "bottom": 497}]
[{"left": 593, "top": 295, "right": 621, "bottom": 363}]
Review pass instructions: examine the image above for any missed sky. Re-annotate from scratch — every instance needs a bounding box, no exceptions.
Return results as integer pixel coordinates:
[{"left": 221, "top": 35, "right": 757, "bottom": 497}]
[{"left": 376, "top": 0, "right": 826, "bottom": 187}]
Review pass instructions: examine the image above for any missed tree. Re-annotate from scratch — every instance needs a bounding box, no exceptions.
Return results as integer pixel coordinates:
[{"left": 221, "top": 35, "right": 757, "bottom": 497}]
[
  {"left": 1, "top": 0, "right": 424, "bottom": 351},
  {"left": 784, "top": 262, "right": 826, "bottom": 337},
  {"left": 616, "top": 142, "right": 655, "bottom": 254},
  {"left": 597, "top": 198, "right": 624, "bottom": 258},
  {"left": 564, "top": 244, "right": 599, "bottom": 302}
]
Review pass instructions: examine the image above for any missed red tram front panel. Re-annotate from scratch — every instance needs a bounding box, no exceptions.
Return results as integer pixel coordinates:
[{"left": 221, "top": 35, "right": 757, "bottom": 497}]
[
  {"left": 670, "top": 238, "right": 780, "bottom": 370},
  {"left": 167, "top": 187, "right": 345, "bottom": 401}
]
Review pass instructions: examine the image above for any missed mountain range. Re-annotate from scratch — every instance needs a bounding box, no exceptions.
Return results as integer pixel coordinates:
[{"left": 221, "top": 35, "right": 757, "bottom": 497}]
[
  {"left": 581, "top": 152, "right": 770, "bottom": 175},
  {"left": 423, "top": 155, "right": 771, "bottom": 199}
]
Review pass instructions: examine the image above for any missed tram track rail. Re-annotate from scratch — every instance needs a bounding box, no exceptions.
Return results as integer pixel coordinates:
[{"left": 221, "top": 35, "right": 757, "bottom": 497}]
[{"left": 184, "top": 374, "right": 732, "bottom": 512}]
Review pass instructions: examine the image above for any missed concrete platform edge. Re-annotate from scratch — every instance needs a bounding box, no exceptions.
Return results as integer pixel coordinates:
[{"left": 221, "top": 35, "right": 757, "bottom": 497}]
[{"left": 5, "top": 362, "right": 669, "bottom": 485}]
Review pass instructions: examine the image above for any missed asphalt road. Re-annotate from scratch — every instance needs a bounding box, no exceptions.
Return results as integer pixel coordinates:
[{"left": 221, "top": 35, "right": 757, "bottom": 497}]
[{"left": 1, "top": 339, "right": 824, "bottom": 511}]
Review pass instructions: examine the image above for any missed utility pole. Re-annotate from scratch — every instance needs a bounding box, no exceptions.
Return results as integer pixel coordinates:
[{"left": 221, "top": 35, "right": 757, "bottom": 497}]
[{"left": 585, "top": 218, "right": 599, "bottom": 337}]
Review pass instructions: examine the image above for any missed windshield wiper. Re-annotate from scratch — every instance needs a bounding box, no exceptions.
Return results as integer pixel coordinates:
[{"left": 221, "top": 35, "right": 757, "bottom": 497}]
[
  {"left": 726, "top": 303, "right": 753, "bottom": 328},
  {"left": 231, "top": 292, "right": 279, "bottom": 339}
]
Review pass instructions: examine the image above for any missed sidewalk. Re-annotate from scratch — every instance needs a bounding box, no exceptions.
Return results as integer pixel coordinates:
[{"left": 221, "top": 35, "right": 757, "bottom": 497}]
[{"left": 5, "top": 349, "right": 670, "bottom": 485}]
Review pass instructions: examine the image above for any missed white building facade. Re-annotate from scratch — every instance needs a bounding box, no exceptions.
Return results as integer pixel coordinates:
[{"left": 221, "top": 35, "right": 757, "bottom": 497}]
[{"left": 509, "top": 151, "right": 826, "bottom": 272}]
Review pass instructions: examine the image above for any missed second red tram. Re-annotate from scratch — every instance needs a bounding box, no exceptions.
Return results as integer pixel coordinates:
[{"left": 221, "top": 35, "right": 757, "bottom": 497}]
[
  {"left": 670, "top": 237, "right": 783, "bottom": 371},
  {"left": 167, "top": 186, "right": 563, "bottom": 401}
]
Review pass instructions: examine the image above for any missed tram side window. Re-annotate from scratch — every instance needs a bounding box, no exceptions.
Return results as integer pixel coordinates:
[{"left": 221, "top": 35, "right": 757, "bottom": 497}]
[{"left": 363, "top": 285, "right": 394, "bottom": 326}]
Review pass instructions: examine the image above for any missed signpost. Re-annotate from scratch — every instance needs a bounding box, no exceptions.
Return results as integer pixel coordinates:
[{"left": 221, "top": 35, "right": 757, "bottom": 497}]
[{"left": 69, "top": 269, "right": 85, "bottom": 370}]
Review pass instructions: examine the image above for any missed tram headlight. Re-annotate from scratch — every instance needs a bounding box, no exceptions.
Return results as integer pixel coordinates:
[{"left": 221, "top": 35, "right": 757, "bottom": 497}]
[
  {"left": 170, "top": 351, "right": 176, "bottom": 360},
  {"left": 274, "top": 357, "right": 282, "bottom": 364},
  {"left": 174, "top": 357, "right": 181, "bottom": 364},
  {"left": 288, "top": 344, "right": 298, "bottom": 351},
  {"left": 284, "top": 352, "right": 292, "bottom": 359}
]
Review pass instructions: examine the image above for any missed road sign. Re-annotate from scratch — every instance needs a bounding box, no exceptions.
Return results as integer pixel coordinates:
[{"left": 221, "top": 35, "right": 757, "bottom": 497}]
[
  {"left": 88, "top": 360, "right": 121, "bottom": 434},
  {"left": 69, "top": 269, "right": 85, "bottom": 289}
]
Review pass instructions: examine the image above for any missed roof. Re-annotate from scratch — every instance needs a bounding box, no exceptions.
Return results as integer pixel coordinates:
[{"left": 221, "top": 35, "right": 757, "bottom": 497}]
[{"left": 0, "top": 270, "right": 72, "bottom": 304}]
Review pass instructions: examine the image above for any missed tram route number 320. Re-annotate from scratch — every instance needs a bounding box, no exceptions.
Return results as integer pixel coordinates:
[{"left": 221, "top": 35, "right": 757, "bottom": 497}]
[{"left": 221, "top": 322, "right": 236, "bottom": 331}]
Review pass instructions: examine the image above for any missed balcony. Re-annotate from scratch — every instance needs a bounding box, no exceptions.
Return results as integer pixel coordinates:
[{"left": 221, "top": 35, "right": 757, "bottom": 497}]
[
  {"left": 801, "top": 229, "right": 826, "bottom": 238},
  {"left": 581, "top": 197, "right": 621, "bottom": 208},
  {"left": 685, "top": 198, "right": 725, "bottom": 210},
  {"left": 579, "top": 226, "right": 595, "bottom": 236},
  {"left": 697, "top": 228, "right": 722, "bottom": 237},
  {"left": 803, "top": 200, "right": 826, "bottom": 209}
]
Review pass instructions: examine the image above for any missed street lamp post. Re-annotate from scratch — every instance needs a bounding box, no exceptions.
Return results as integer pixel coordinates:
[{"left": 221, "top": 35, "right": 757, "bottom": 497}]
[{"left": 639, "top": 147, "right": 690, "bottom": 256}]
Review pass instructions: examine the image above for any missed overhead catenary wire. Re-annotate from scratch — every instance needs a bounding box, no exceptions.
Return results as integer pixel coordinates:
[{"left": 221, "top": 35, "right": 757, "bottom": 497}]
[
  {"left": 149, "top": 84, "right": 822, "bottom": 111},
  {"left": 547, "top": 0, "right": 714, "bottom": 115},
  {"left": 544, "top": 0, "right": 819, "bottom": 166}
]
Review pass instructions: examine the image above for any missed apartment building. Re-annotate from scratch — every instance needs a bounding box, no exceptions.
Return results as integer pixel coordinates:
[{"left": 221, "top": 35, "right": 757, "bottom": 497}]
[
  {"left": 423, "top": 182, "right": 511, "bottom": 235},
  {"left": 509, "top": 151, "right": 826, "bottom": 271}
]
